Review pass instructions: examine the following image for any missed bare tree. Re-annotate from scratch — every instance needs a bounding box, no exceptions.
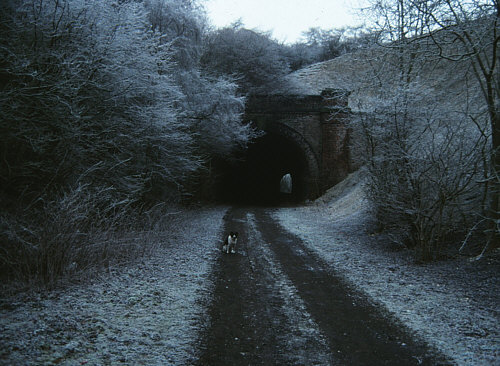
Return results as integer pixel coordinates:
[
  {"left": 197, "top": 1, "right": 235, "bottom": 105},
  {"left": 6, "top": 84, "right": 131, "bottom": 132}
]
[
  {"left": 301, "top": 26, "right": 366, "bottom": 61},
  {"left": 366, "top": 0, "right": 499, "bottom": 253},
  {"left": 355, "top": 84, "right": 486, "bottom": 259},
  {"left": 144, "top": 1, "right": 262, "bottom": 199},
  {"left": 415, "top": 0, "right": 499, "bottom": 253},
  {"left": 351, "top": 0, "right": 495, "bottom": 259},
  {"left": 0, "top": 0, "right": 205, "bottom": 205}
]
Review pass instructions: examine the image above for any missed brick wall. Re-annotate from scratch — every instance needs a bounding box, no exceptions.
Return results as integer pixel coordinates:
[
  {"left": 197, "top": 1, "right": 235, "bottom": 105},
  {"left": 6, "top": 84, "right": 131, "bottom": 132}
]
[
  {"left": 245, "top": 90, "right": 351, "bottom": 198},
  {"left": 320, "top": 89, "right": 350, "bottom": 190}
]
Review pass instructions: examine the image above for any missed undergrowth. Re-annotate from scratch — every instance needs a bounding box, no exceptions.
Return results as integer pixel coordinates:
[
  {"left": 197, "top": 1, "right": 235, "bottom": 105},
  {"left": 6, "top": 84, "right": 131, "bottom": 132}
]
[{"left": 0, "top": 185, "right": 186, "bottom": 291}]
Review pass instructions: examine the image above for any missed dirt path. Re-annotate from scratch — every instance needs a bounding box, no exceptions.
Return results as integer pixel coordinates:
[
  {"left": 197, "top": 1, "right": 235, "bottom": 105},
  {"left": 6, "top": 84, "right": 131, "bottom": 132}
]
[
  {"left": 197, "top": 207, "right": 450, "bottom": 365},
  {"left": 1, "top": 201, "right": 496, "bottom": 365}
]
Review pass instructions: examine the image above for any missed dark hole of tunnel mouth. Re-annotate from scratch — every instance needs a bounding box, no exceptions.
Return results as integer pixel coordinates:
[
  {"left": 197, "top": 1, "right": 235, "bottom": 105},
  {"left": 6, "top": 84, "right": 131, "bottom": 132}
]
[{"left": 214, "top": 133, "right": 309, "bottom": 205}]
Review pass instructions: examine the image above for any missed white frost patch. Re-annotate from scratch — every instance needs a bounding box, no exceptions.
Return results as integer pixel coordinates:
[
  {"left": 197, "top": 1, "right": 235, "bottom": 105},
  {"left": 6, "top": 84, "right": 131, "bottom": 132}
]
[
  {"left": 0, "top": 207, "right": 227, "bottom": 366},
  {"left": 246, "top": 213, "right": 333, "bottom": 365},
  {"left": 273, "top": 204, "right": 500, "bottom": 366}
]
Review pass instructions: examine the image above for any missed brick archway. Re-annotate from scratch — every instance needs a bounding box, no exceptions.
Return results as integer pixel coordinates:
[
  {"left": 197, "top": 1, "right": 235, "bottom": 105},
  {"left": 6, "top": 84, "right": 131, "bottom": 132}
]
[
  {"left": 245, "top": 90, "right": 350, "bottom": 199},
  {"left": 263, "top": 122, "right": 321, "bottom": 198}
]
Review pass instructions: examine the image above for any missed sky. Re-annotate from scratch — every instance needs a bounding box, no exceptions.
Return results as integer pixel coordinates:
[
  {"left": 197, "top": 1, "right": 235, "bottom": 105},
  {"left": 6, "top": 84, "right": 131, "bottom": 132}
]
[{"left": 203, "top": 0, "right": 370, "bottom": 44}]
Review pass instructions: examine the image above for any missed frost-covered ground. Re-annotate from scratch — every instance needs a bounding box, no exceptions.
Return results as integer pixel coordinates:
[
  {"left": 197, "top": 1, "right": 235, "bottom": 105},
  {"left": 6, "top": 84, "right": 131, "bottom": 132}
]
[
  {"left": 273, "top": 171, "right": 500, "bottom": 366},
  {"left": 246, "top": 213, "right": 333, "bottom": 365},
  {"left": 0, "top": 207, "right": 227, "bottom": 366},
  {"left": 1, "top": 173, "right": 499, "bottom": 366}
]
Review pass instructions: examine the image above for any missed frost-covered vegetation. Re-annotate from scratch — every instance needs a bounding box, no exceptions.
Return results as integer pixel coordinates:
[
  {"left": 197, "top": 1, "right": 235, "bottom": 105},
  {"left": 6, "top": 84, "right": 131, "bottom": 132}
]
[
  {"left": 0, "top": 207, "right": 226, "bottom": 365},
  {"left": 1, "top": 0, "right": 498, "bottom": 287},
  {"left": 274, "top": 170, "right": 499, "bottom": 365},
  {"left": 349, "top": 0, "right": 500, "bottom": 261},
  {"left": 0, "top": 0, "right": 258, "bottom": 286},
  {"left": 0, "top": 0, "right": 366, "bottom": 287}
]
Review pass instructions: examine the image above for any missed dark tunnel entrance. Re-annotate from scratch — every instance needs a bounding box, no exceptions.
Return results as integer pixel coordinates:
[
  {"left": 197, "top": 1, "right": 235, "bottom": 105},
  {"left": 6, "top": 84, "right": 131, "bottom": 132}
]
[{"left": 215, "top": 132, "right": 311, "bottom": 205}]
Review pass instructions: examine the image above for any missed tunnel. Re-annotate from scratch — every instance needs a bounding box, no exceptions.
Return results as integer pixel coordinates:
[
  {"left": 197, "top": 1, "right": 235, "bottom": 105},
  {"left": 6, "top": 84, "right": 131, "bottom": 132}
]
[{"left": 214, "top": 131, "right": 312, "bottom": 205}]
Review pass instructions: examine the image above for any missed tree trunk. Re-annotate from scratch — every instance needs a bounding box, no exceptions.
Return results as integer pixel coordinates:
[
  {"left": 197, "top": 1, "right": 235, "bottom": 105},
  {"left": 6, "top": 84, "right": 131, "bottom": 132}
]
[{"left": 490, "top": 110, "right": 500, "bottom": 247}]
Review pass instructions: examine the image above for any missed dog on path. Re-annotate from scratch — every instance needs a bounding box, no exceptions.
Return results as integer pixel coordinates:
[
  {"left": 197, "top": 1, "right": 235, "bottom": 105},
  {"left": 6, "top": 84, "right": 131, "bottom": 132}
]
[{"left": 222, "top": 232, "right": 238, "bottom": 254}]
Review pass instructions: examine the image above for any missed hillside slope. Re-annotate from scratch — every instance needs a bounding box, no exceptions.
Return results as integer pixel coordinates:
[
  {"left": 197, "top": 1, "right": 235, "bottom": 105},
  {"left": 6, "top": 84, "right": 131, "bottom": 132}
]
[
  {"left": 274, "top": 171, "right": 500, "bottom": 365},
  {"left": 279, "top": 45, "right": 482, "bottom": 116}
]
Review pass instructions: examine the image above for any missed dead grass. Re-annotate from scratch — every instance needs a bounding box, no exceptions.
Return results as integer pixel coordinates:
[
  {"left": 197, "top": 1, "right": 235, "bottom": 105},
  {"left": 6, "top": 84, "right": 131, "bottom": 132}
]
[
  {"left": 0, "top": 185, "right": 192, "bottom": 293},
  {"left": 0, "top": 206, "right": 227, "bottom": 365}
]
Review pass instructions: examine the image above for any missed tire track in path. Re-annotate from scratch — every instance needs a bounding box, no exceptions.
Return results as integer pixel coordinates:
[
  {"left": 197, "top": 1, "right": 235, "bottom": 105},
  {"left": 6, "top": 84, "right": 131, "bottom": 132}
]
[
  {"left": 197, "top": 207, "right": 333, "bottom": 365},
  {"left": 197, "top": 207, "right": 450, "bottom": 365},
  {"left": 197, "top": 207, "right": 289, "bottom": 365},
  {"left": 254, "top": 209, "right": 451, "bottom": 365}
]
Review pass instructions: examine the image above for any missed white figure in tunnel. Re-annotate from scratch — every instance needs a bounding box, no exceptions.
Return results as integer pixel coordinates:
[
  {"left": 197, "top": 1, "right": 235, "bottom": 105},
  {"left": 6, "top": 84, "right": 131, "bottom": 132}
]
[{"left": 280, "top": 173, "right": 292, "bottom": 194}]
